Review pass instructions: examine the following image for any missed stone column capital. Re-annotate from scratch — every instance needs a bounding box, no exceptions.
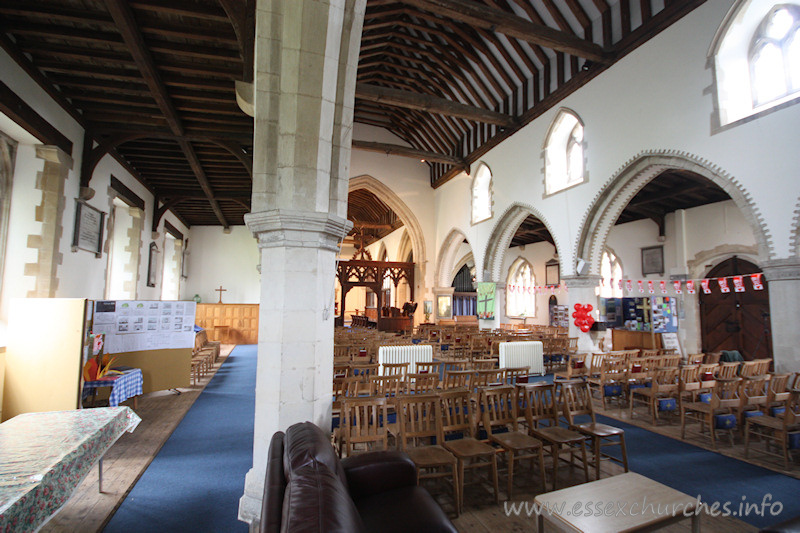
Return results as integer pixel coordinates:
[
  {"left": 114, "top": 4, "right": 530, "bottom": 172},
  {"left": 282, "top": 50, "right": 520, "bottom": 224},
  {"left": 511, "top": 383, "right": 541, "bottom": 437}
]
[
  {"left": 761, "top": 259, "right": 800, "bottom": 281},
  {"left": 244, "top": 209, "right": 352, "bottom": 252},
  {"left": 562, "top": 275, "right": 602, "bottom": 289}
]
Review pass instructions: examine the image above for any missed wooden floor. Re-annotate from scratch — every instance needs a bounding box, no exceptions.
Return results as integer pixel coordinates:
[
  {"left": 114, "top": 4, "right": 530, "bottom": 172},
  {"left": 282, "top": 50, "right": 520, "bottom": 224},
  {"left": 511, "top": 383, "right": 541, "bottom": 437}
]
[
  {"left": 41, "top": 346, "right": 236, "bottom": 533},
  {"left": 41, "top": 361, "right": 795, "bottom": 533}
]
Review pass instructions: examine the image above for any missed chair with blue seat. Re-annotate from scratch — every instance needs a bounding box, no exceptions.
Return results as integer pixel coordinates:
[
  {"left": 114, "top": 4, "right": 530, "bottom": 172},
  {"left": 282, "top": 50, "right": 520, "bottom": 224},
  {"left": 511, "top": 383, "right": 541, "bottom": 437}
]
[
  {"left": 745, "top": 390, "right": 800, "bottom": 468},
  {"left": 630, "top": 367, "right": 679, "bottom": 425},
  {"left": 340, "top": 395, "right": 389, "bottom": 457},
  {"left": 680, "top": 377, "right": 741, "bottom": 449},
  {"left": 588, "top": 356, "right": 628, "bottom": 409}
]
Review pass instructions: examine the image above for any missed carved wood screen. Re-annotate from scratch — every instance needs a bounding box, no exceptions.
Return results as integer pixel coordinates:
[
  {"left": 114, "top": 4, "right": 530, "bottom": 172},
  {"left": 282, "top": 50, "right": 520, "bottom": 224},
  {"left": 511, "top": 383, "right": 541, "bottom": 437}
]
[{"left": 337, "top": 260, "right": 414, "bottom": 330}]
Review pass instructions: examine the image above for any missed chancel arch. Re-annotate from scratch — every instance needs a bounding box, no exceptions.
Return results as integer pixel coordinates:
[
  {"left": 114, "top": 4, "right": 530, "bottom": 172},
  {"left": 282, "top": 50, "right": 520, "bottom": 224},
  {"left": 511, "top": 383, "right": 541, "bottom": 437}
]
[
  {"left": 435, "top": 228, "right": 471, "bottom": 288},
  {"left": 575, "top": 151, "right": 772, "bottom": 277}
]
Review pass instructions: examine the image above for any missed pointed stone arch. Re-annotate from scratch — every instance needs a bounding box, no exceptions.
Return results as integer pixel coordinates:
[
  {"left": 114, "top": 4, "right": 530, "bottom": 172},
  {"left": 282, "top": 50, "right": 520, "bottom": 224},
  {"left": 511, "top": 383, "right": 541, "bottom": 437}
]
[
  {"left": 482, "top": 203, "right": 562, "bottom": 284},
  {"left": 397, "top": 229, "right": 414, "bottom": 262},
  {"left": 348, "top": 175, "right": 427, "bottom": 272},
  {"left": 436, "top": 228, "right": 471, "bottom": 288},
  {"left": 575, "top": 150, "right": 773, "bottom": 276}
]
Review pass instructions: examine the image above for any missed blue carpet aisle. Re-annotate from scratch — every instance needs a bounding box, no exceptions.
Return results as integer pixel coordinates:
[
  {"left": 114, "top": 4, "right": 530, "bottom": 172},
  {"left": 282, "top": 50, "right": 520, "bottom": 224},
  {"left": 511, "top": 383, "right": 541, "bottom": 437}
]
[{"left": 104, "top": 345, "right": 257, "bottom": 533}]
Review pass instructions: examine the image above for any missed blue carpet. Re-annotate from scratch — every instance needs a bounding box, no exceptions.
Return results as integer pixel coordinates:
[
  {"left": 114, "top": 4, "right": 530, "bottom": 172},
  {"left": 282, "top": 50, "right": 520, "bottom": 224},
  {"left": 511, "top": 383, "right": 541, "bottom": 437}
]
[
  {"left": 104, "top": 345, "right": 256, "bottom": 533},
  {"left": 592, "top": 413, "right": 800, "bottom": 529}
]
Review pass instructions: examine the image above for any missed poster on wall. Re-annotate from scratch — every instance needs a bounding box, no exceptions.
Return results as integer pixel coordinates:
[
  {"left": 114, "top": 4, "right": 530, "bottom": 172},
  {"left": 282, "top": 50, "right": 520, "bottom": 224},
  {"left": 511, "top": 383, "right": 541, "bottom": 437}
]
[
  {"left": 476, "top": 282, "right": 496, "bottom": 320},
  {"left": 92, "top": 300, "right": 196, "bottom": 354}
]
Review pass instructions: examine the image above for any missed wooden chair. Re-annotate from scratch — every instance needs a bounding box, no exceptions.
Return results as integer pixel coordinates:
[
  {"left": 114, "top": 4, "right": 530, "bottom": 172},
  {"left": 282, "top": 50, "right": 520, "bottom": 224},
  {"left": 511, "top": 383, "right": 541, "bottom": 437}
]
[
  {"left": 560, "top": 381, "right": 628, "bottom": 481},
  {"left": 680, "top": 377, "right": 742, "bottom": 449},
  {"left": 588, "top": 353, "right": 607, "bottom": 379},
  {"left": 381, "top": 362, "right": 410, "bottom": 379},
  {"left": 740, "top": 358, "right": 772, "bottom": 378},
  {"left": 471, "top": 358, "right": 497, "bottom": 370},
  {"left": 766, "top": 374, "right": 792, "bottom": 412},
  {"left": 479, "top": 385, "right": 546, "bottom": 498},
  {"left": 406, "top": 372, "right": 440, "bottom": 394},
  {"left": 415, "top": 361, "right": 441, "bottom": 376},
  {"left": 340, "top": 396, "right": 389, "bottom": 457},
  {"left": 396, "top": 393, "right": 459, "bottom": 515},
  {"left": 629, "top": 367, "right": 679, "bottom": 425},
  {"left": 441, "top": 359, "right": 470, "bottom": 372},
  {"left": 503, "top": 366, "right": 531, "bottom": 385},
  {"left": 520, "top": 382, "right": 589, "bottom": 491},
  {"left": 351, "top": 363, "right": 379, "bottom": 381},
  {"left": 473, "top": 369, "right": 505, "bottom": 388},
  {"left": 554, "top": 353, "right": 588, "bottom": 381},
  {"left": 588, "top": 357, "right": 628, "bottom": 409},
  {"left": 439, "top": 389, "right": 499, "bottom": 510},
  {"left": 443, "top": 370, "right": 472, "bottom": 390},
  {"left": 370, "top": 374, "right": 403, "bottom": 398},
  {"left": 745, "top": 390, "right": 800, "bottom": 468},
  {"left": 660, "top": 354, "right": 681, "bottom": 368},
  {"left": 678, "top": 364, "right": 702, "bottom": 406},
  {"left": 703, "top": 352, "right": 721, "bottom": 365},
  {"left": 716, "top": 362, "right": 740, "bottom": 380},
  {"left": 738, "top": 375, "right": 769, "bottom": 425},
  {"left": 686, "top": 353, "right": 705, "bottom": 365}
]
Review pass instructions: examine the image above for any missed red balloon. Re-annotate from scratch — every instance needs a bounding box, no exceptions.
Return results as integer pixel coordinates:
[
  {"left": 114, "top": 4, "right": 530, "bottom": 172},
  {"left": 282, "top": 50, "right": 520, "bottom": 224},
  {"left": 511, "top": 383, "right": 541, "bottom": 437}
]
[
  {"left": 580, "top": 324, "right": 591, "bottom": 332},
  {"left": 572, "top": 311, "right": 580, "bottom": 318},
  {"left": 585, "top": 304, "right": 593, "bottom": 312},
  {"left": 586, "top": 315, "right": 595, "bottom": 325},
  {"left": 574, "top": 303, "right": 582, "bottom": 311}
]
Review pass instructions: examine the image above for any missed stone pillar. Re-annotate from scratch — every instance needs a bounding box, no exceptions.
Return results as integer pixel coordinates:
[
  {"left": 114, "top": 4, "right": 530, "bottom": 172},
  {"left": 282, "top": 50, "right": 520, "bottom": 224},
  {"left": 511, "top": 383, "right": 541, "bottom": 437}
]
[
  {"left": 238, "top": 0, "right": 364, "bottom": 529},
  {"left": 563, "top": 275, "right": 602, "bottom": 352},
  {"left": 761, "top": 259, "right": 800, "bottom": 373}
]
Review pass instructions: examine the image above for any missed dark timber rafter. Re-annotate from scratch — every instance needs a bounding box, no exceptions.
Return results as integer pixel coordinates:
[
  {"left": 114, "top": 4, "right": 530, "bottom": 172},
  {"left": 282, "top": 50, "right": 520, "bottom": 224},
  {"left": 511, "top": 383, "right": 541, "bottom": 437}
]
[
  {"left": 398, "top": 0, "right": 610, "bottom": 64},
  {"left": 105, "top": 0, "right": 228, "bottom": 228},
  {"left": 356, "top": 83, "right": 516, "bottom": 128}
]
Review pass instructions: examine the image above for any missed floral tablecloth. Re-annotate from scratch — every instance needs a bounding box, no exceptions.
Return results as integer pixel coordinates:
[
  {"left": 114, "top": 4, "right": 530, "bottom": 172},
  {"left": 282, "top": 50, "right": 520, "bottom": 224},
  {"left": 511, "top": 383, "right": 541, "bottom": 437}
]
[{"left": 0, "top": 407, "right": 141, "bottom": 532}]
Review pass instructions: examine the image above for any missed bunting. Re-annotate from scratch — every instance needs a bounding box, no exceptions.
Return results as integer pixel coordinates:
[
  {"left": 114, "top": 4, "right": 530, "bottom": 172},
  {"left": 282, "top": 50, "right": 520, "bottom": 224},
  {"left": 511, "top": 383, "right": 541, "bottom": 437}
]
[{"left": 606, "top": 273, "right": 766, "bottom": 296}]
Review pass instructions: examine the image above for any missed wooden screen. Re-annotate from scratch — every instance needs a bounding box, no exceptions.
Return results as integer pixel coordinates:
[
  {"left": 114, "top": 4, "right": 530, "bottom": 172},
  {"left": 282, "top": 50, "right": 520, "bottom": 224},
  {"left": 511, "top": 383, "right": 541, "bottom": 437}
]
[{"left": 195, "top": 304, "right": 259, "bottom": 344}]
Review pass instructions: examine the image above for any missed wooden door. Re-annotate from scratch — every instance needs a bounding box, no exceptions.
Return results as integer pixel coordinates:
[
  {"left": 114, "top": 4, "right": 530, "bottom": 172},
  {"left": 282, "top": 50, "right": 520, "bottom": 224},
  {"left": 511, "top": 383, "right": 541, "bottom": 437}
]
[{"left": 699, "top": 257, "right": 771, "bottom": 359}]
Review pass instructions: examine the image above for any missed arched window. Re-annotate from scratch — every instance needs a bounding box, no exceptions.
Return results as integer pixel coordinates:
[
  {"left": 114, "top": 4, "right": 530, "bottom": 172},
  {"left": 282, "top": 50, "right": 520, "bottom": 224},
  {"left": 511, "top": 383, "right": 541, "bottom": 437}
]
[
  {"left": 750, "top": 5, "right": 800, "bottom": 106},
  {"left": 471, "top": 162, "right": 492, "bottom": 224},
  {"left": 544, "top": 109, "right": 585, "bottom": 195},
  {"left": 713, "top": 2, "right": 800, "bottom": 125},
  {"left": 599, "top": 249, "right": 623, "bottom": 298},
  {"left": 506, "top": 258, "right": 536, "bottom": 318}
]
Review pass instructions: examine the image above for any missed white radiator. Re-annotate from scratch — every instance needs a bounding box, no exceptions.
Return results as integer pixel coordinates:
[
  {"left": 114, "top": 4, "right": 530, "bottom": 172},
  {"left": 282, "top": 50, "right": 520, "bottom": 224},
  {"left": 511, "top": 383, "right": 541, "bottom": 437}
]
[
  {"left": 499, "top": 341, "right": 544, "bottom": 375},
  {"left": 378, "top": 345, "right": 433, "bottom": 375}
]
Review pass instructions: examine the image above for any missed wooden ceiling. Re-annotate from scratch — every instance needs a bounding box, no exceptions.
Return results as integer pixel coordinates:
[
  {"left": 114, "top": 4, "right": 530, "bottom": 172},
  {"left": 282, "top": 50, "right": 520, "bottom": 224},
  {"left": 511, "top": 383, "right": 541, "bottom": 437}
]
[{"left": 0, "top": 0, "right": 705, "bottom": 228}]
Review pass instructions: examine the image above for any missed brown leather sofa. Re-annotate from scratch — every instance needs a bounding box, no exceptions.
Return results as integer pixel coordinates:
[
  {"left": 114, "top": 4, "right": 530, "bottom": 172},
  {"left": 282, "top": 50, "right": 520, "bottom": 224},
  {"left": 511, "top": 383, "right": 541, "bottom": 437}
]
[{"left": 260, "top": 421, "right": 458, "bottom": 533}]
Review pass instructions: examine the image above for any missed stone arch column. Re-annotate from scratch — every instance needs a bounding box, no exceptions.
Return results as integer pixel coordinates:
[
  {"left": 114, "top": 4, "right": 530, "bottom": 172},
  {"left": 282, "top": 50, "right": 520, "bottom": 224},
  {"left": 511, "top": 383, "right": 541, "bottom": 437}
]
[
  {"left": 574, "top": 150, "right": 772, "bottom": 277},
  {"left": 240, "top": 0, "right": 366, "bottom": 527},
  {"left": 435, "top": 228, "right": 470, "bottom": 288}
]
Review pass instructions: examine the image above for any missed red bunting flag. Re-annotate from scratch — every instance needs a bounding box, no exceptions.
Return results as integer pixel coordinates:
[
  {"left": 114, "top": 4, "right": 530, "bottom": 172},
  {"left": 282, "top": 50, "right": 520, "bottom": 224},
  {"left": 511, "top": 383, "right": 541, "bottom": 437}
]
[
  {"left": 647, "top": 280, "right": 655, "bottom": 294},
  {"left": 659, "top": 280, "right": 667, "bottom": 294},
  {"left": 618, "top": 279, "right": 624, "bottom": 290},
  {"left": 733, "top": 276, "right": 745, "bottom": 293},
  {"left": 638, "top": 280, "right": 644, "bottom": 293},
  {"left": 751, "top": 273, "right": 764, "bottom": 290},
  {"left": 673, "top": 280, "right": 682, "bottom": 294},
  {"left": 718, "top": 277, "right": 730, "bottom": 293},
  {"left": 700, "top": 279, "right": 711, "bottom": 294},
  {"left": 686, "top": 280, "right": 696, "bottom": 294},
  {"left": 626, "top": 279, "right": 633, "bottom": 292}
]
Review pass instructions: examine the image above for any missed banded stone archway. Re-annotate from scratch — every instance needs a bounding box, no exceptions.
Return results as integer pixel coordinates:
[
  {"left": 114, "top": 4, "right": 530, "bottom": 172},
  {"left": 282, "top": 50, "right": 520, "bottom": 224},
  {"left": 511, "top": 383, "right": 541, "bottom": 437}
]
[
  {"left": 574, "top": 150, "right": 772, "bottom": 276},
  {"left": 435, "top": 228, "right": 472, "bottom": 288}
]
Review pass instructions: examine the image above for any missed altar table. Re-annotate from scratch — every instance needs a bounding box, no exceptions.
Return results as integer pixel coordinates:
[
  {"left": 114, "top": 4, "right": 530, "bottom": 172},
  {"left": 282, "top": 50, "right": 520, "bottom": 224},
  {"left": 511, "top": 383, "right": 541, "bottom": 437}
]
[
  {"left": 82, "top": 368, "right": 143, "bottom": 408},
  {"left": 0, "top": 407, "right": 141, "bottom": 532}
]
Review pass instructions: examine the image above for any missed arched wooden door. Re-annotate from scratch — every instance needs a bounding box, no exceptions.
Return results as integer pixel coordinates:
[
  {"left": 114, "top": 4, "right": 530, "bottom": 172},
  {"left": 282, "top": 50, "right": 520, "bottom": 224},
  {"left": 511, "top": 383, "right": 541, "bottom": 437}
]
[{"left": 699, "top": 257, "right": 771, "bottom": 359}]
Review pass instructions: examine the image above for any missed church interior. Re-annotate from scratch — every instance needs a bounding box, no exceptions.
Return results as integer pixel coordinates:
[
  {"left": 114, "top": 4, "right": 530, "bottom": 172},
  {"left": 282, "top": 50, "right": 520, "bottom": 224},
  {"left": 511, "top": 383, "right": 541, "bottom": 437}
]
[{"left": 1, "top": 0, "right": 800, "bottom": 531}]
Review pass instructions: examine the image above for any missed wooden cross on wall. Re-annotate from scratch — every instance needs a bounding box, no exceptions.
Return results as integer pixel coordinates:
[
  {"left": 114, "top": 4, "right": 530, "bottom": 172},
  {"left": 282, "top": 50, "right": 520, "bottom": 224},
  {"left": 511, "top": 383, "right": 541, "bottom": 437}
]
[{"left": 215, "top": 285, "right": 227, "bottom": 304}]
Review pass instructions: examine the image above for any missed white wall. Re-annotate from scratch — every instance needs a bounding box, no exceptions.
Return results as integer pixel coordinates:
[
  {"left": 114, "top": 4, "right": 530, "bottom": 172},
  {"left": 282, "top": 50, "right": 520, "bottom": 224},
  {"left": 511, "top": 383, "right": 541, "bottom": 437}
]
[{"left": 181, "top": 226, "right": 260, "bottom": 304}]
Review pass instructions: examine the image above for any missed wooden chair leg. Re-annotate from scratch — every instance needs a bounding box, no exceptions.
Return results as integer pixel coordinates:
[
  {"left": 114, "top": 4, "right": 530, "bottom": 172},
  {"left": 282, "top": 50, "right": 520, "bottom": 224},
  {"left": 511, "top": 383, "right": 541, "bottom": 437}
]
[
  {"left": 538, "top": 447, "right": 547, "bottom": 492},
  {"left": 507, "top": 452, "right": 515, "bottom": 499},
  {"left": 551, "top": 443, "right": 559, "bottom": 491},
  {"left": 594, "top": 437, "right": 602, "bottom": 480},
  {"left": 579, "top": 441, "right": 589, "bottom": 483},
  {"left": 619, "top": 434, "right": 629, "bottom": 472},
  {"left": 452, "top": 465, "right": 460, "bottom": 517},
  {"left": 490, "top": 454, "right": 499, "bottom": 505}
]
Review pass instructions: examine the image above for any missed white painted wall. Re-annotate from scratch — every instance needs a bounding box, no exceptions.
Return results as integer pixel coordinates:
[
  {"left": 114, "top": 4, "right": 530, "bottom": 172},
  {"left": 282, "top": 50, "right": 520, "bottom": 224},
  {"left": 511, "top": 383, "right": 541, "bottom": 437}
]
[{"left": 181, "top": 226, "right": 260, "bottom": 304}]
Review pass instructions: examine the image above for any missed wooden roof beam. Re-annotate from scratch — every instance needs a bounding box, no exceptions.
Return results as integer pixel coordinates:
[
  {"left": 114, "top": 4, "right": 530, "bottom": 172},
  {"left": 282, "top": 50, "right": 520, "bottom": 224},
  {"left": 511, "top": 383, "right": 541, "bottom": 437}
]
[
  {"left": 352, "top": 139, "right": 468, "bottom": 173},
  {"left": 356, "top": 83, "right": 515, "bottom": 127},
  {"left": 398, "top": 0, "right": 610, "bottom": 64}
]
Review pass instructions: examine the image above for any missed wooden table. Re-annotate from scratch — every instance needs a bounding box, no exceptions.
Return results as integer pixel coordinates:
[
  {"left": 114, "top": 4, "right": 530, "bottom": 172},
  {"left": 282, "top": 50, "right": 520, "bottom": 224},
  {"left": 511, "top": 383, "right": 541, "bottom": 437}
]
[{"left": 534, "top": 472, "right": 700, "bottom": 532}]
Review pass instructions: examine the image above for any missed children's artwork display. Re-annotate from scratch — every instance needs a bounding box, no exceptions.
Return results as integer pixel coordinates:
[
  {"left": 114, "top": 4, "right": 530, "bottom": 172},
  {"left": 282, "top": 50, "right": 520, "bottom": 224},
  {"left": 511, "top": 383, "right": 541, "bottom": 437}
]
[{"left": 92, "top": 300, "right": 196, "bottom": 354}]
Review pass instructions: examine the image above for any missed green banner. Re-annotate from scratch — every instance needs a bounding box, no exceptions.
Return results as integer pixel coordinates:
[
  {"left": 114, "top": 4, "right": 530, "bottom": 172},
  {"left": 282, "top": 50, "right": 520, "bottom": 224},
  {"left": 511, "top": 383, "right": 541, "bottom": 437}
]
[{"left": 476, "top": 282, "right": 496, "bottom": 320}]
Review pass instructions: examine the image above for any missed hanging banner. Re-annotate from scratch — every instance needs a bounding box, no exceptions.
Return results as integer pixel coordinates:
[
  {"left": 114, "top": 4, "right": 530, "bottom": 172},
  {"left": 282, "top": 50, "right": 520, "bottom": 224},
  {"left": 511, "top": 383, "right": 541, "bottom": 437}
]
[
  {"left": 700, "top": 279, "right": 711, "bottom": 294},
  {"left": 718, "top": 277, "right": 730, "bottom": 293},
  {"left": 733, "top": 276, "right": 745, "bottom": 293},
  {"left": 686, "top": 280, "right": 696, "bottom": 294},
  {"left": 751, "top": 273, "right": 764, "bottom": 290},
  {"left": 673, "top": 280, "right": 682, "bottom": 294},
  {"left": 476, "top": 282, "right": 496, "bottom": 320}
]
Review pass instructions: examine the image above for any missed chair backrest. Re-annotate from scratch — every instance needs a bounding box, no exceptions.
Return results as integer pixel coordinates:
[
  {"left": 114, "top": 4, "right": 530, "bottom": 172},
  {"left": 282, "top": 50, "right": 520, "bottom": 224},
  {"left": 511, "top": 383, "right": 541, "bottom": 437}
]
[
  {"left": 406, "top": 372, "right": 439, "bottom": 393},
  {"left": 520, "top": 382, "right": 558, "bottom": 429},
  {"left": 741, "top": 376, "right": 768, "bottom": 405},
  {"left": 443, "top": 359, "right": 470, "bottom": 371},
  {"left": 714, "top": 378, "right": 742, "bottom": 408},
  {"left": 640, "top": 349, "right": 659, "bottom": 358},
  {"left": 717, "top": 362, "right": 740, "bottom": 379},
  {"left": 438, "top": 389, "right": 475, "bottom": 439},
  {"left": 686, "top": 353, "right": 705, "bottom": 365},
  {"left": 767, "top": 373, "right": 791, "bottom": 405},
  {"left": 351, "top": 363, "right": 379, "bottom": 380},
  {"left": 660, "top": 354, "right": 681, "bottom": 368},
  {"left": 480, "top": 385, "right": 518, "bottom": 434},
  {"left": 704, "top": 352, "right": 721, "bottom": 365},
  {"left": 381, "top": 362, "right": 410, "bottom": 378},
  {"left": 341, "top": 396, "right": 389, "bottom": 455},
  {"left": 369, "top": 374, "right": 403, "bottom": 397},
  {"left": 472, "top": 358, "right": 497, "bottom": 370},
  {"left": 601, "top": 357, "right": 627, "bottom": 379},
  {"left": 652, "top": 367, "right": 679, "bottom": 392},
  {"left": 560, "top": 381, "right": 596, "bottom": 425},
  {"left": 784, "top": 391, "right": 800, "bottom": 427},
  {"left": 443, "top": 370, "right": 472, "bottom": 389},
  {"left": 397, "top": 393, "right": 441, "bottom": 451},
  {"left": 415, "top": 361, "right": 441, "bottom": 375},
  {"left": 741, "top": 358, "right": 772, "bottom": 377},
  {"left": 590, "top": 353, "right": 607, "bottom": 374},
  {"left": 473, "top": 369, "right": 505, "bottom": 388},
  {"left": 679, "top": 365, "right": 700, "bottom": 390},
  {"left": 504, "top": 366, "right": 530, "bottom": 385}
]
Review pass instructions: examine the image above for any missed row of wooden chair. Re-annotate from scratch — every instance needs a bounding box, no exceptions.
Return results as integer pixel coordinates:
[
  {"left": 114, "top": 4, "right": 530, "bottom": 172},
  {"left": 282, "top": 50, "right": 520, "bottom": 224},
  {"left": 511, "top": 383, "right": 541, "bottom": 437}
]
[{"left": 190, "top": 330, "right": 220, "bottom": 385}]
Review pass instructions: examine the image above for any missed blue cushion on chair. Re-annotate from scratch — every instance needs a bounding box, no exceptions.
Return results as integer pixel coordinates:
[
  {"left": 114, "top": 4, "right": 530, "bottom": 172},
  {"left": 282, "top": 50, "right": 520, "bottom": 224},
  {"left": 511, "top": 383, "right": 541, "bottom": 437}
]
[
  {"left": 789, "top": 432, "right": 800, "bottom": 449},
  {"left": 603, "top": 384, "right": 622, "bottom": 397},
  {"left": 411, "top": 339, "right": 421, "bottom": 344},
  {"left": 743, "top": 410, "right": 763, "bottom": 419},
  {"left": 714, "top": 413, "right": 737, "bottom": 429},
  {"left": 628, "top": 383, "right": 648, "bottom": 391},
  {"left": 699, "top": 393, "right": 712, "bottom": 403},
  {"left": 771, "top": 406, "right": 786, "bottom": 417},
  {"left": 657, "top": 398, "right": 677, "bottom": 411}
]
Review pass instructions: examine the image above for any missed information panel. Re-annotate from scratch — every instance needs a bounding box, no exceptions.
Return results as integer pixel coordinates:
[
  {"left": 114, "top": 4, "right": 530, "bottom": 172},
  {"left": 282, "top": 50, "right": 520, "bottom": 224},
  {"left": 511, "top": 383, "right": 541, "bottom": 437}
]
[{"left": 92, "top": 300, "right": 196, "bottom": 354}]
